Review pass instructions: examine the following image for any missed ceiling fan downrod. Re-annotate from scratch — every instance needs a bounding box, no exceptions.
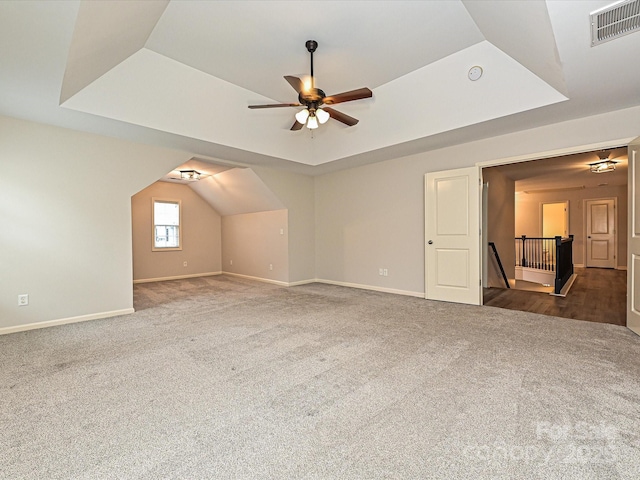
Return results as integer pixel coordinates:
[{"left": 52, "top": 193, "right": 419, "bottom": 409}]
[{"left": 306, "top": 40, "right": 317, "bottom": 89}]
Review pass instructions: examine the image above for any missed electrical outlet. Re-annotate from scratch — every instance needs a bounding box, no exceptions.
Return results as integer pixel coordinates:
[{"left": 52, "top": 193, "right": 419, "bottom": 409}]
[
  {"left": 230, "top": 260, "right": 233, "bottom": 265},
  {"left": 183, "top": 261, "right": 188, "bottom": 267},
  {"left": 280, "top": 228, "right": 284, "bottom": 235},
  {"left": 269, "top": 264, "right": 273, "bottom": 271},
  {"left": 379, "top": 268, "right": 384, "bottom": 276},
  {"left": 383, "top": 269, "right": 388, "bottom": 276},
  {"left": 18, "top": 294, "right": 29, "bottom": 306}
]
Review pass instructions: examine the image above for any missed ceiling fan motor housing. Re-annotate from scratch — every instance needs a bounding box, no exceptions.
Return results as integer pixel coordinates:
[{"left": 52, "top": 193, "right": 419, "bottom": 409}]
[{"left": 299, "top": 88, "right": 326, "bottom": 110}]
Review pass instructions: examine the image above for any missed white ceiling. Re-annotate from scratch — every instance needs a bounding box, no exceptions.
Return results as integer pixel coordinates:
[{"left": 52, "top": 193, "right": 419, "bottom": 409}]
[
  {"left": 1, "top": 1, "right": 639, "bottom": 174},
  {"left": 486, "top": 146, "right": 628, "bottom": 193}
]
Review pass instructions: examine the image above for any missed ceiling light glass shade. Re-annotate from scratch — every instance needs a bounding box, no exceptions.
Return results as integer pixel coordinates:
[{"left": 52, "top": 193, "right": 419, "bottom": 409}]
[
  {"left": 589, "top": 161, "right": 616, "bottom": 173},
  {"left": 306, "top": 115, "right": 319, "bottom": 129},
  {"left": 295, "top": 108, "right": 309, "bottom": 124},
  {"left": 180, "top": 170, "right": 201, "bottom": 181},
  {"left": 316, "top": 108, "right": 330, "bottom": 124}
]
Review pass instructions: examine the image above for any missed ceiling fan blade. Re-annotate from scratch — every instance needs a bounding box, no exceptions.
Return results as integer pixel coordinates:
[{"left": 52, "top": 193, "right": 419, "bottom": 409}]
[
  {"left": 248, "top": 103, "right": 301, "bottom": 109},
  {"left": 284, "top": 75, "right": 305, "bottom": 94},
  {"left": 323, "top": 87, "right": 372, "bottom": 105},
  {"left": 324, "top": 107, "right": 359, "bottom": 127},
  {"left": 290, "top": 120, "right": 304, "bottom": 131}
]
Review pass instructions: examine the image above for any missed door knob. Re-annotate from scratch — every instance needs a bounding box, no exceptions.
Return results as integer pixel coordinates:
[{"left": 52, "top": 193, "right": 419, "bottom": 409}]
[{"left": 428, "top": 240, "right": 433, "bottom": 245}]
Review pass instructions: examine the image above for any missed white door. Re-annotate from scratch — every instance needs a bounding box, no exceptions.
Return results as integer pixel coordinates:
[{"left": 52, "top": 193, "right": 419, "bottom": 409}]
[
  {"left": 627, "top": 137, "right": 640, "bottom": 335},
  {"left": 425, "top": 167, "right": 481, "bottom": 305},
  {"left": 586, "top": 199, "right": 616, "bottom": 268}
]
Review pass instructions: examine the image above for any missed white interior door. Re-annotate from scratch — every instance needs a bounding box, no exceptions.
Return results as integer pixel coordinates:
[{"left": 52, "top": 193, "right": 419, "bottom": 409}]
[
  {"left": 627, "top": 137, "right": 640, "bottom": 335},
  {"left": 425, "top": 167, "right": 481, "bottom": 305},
  {"left": 586, "top": 198, "right": 616, "bottom": 268}
]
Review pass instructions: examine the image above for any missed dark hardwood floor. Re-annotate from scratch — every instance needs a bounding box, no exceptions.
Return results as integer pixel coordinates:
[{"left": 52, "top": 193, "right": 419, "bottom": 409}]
[{"left": 483, "top": 267, "right": 627, "bottom": 326}]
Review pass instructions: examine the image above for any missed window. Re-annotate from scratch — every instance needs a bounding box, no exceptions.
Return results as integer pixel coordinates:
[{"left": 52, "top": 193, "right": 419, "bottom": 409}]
[{"left": 152, "top": 198, "right": 181, "bottom": 251}]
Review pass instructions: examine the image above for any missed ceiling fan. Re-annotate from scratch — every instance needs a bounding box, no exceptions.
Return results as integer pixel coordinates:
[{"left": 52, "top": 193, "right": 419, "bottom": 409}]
[{"left": 248, "top": 40, "right": 373, "bottom": 130}]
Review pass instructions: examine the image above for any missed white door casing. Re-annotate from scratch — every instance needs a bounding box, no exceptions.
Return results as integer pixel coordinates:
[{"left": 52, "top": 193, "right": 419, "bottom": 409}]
[
  {"left": 425, "top": 167, "right": 481, "bottom": 305},
  {"left": 586, "top": 198, "right": 616, "bottom": 268},
  {"left": 627, "top": 137, "right": 640, "bottom": 335}
]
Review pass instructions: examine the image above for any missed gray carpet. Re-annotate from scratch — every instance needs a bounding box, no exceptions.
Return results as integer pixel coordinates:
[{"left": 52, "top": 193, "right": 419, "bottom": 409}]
[{"left": 1, "top": 275, "right": 639, "bottom": 479}]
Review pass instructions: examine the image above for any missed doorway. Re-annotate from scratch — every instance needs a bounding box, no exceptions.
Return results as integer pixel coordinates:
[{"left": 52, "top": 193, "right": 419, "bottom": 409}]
[
  {"left": 480, "top": 146, "right": 628, "bottom": 325},
  {"left": 542, "top": 201, "right": 568, "bottom": 238}
]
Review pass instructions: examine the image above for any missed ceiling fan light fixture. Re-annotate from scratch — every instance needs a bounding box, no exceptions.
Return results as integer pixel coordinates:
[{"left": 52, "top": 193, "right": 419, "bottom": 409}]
[
  {"left": 295, "top": 108, "right": 309, "bottom": 124},
  {"left": 306, "top": 114, "right": 319, "bottom": 129},
  {"left": 316, "top": 108, "right": 330, "bottom": 124}
]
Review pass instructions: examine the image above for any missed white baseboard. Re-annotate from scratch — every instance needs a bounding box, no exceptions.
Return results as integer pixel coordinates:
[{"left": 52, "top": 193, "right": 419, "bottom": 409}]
[
  {"left": 314, "top": 279, "right": 424, "bottom": 298},
  {"left": 574, "top": 263, "right": 585, "bottom": 268},
  {"left": 221, "top": 273, "right": 423, "bottom": 297},
  {"left": 617, "top": 266, "right": 628, "bottom": 271},
  {"left": 0, "top": 308, "right": 135, "bottom": 336},
  {"left": 222, "top": 271, "right": 290, "bottom": 287},
  {"left": 133, "top": 271, "right": 222, "bottom": 284},
  {"left": 287, "top": 279, "right": 318, "bottom": 286}
]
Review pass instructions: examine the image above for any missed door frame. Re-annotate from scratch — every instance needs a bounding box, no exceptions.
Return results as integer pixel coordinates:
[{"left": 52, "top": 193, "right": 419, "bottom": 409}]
[
  {"left": 583, "top": 197, "right": 618, "bottom": 269},
  {"left": 475, "top": 137, "right": 633, "bottom": 301}
]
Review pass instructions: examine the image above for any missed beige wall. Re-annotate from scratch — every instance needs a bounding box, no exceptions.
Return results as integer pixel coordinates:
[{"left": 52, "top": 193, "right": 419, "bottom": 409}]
[
  {"left": 131, "top": 181, "right": 221, "bottom": 281},
  {"left": 515, "top": 184, "right": 627, "bottom": 268},
  {"left": 483, "top": 168, "right": 516, "bottom": 286},
  {"left": 0, "top": 115, "right": 189, "bottom": 330},
  {"left": 254, "top": 167, "right": 315, "bottom": 283},
  {"left": 3, "top": 103, "right": 639, "bottom": 330},
  {"left": 315, "top": 106, "right": 640, "bottom": 295},
  {"left": 222, "top": 209, "right": 289, "bottom": 283}
]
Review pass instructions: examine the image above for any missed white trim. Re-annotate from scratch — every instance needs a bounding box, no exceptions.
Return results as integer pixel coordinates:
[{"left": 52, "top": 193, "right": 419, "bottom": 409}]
[
  {"left": 574, "top": 263, "right": 585, "bottom": 268},
  {"left": 133, "top": 271, "right": 222, "bottom": 284},
  {"left": 617, "top": 265, "right": 628, "bottom": 270},
  {"left": 476, "top": 138, "right": 634, "bottom": 168},
  {"left": 515, "top": 265, "right": 555, "bottom": 285},
  {"left": 287, "top": 279, "right": 317, "bottom": 286},
  {"left": 0, "top": 308, "right": 135, "bottom": 336},
  {"left": 315, "top": 279, "right": 424, "bottom": 298},
  {"left": 152, "top": 197, "right": 182, "bottom": 251},
  {"left": 225, "top": 273, "right": 424, "bottom": 296},
  {"left": 223, "top": 271, "right": 290, "bottom": 287}
]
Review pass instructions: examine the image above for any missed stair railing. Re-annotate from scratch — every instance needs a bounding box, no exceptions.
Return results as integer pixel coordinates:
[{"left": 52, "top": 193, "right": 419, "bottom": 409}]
[
  {"left": 515, "top": 235, "right": 574, "bottom": 294},
  {"left": 488, "top": 242, "right": 510, "bottom": 289}
]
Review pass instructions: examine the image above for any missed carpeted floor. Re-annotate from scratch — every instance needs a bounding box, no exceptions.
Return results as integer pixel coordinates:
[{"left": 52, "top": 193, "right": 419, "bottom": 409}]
[{"left": 2, "top": 274, "right": 639, "bottom": 479}]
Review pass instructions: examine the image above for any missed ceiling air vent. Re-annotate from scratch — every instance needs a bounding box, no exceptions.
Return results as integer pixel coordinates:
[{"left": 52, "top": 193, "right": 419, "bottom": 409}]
[{"left": 591, "top": 0, "right": 640, "bottom": 46}]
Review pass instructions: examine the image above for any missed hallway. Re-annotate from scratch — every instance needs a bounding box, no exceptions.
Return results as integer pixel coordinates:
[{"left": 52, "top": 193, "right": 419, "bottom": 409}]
[{"left": 483, "top": 267, "right": 626, "bottom": 326}]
